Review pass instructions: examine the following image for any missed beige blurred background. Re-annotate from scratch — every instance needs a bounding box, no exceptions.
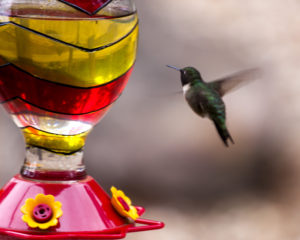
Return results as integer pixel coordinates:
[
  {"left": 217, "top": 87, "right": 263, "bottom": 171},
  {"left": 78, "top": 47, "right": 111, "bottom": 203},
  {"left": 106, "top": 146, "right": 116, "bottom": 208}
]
[{"left": 1, "top": 0, "right": 300, "bottom": 239}]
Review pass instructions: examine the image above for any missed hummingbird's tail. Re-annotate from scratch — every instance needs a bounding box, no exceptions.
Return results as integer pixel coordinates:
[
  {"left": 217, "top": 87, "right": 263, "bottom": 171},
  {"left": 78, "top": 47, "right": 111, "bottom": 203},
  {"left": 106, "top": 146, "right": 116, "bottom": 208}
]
[{"left": 213, "top": 120, "right": 234, "bottom": 147}]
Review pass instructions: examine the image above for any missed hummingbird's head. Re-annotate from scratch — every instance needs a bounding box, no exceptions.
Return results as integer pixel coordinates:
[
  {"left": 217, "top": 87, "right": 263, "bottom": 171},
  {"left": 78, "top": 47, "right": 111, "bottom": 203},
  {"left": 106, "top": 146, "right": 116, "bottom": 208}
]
[
  {"left": 180, "top": 67, "right": 202, "bottom": 85},
  {"left": 167, "top": 65, "right": 202, "bottom": 86}
]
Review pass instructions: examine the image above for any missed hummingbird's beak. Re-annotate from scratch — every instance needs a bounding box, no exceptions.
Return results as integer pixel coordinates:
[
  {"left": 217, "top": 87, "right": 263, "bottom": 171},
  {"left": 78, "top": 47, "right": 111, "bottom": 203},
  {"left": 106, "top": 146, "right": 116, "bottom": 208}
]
[{"left": 166, "top": 65, "right": 181, "bottom": 71}]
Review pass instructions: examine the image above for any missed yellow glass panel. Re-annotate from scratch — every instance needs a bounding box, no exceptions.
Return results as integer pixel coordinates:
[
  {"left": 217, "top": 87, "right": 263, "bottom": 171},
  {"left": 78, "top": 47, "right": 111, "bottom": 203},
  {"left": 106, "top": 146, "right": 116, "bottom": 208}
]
[
  {"left": 22, "top": 127, "right": 89, "bottom": 154},
  {"left": 0, "top": 56, "right": 7, "bottom": 65},
  {"left": 10, "top": 14, "right": 138, "bottom": 49},
  {"left": 0, "top": 21, "right": 138, "bottom": 87}
]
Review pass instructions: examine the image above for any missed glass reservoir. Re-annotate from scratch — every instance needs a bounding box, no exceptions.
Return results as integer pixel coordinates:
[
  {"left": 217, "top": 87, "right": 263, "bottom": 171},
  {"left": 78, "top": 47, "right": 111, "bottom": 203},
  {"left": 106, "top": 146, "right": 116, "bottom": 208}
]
[{"left": 0, "top": 0, "right": 138, "bottom": 180}]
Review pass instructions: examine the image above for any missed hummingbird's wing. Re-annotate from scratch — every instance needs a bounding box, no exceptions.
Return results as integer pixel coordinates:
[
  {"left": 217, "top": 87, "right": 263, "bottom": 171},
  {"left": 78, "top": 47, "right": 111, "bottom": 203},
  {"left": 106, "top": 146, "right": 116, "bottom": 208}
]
[{"left": 208, "top": 68, "right": 261, "bottom": 97}]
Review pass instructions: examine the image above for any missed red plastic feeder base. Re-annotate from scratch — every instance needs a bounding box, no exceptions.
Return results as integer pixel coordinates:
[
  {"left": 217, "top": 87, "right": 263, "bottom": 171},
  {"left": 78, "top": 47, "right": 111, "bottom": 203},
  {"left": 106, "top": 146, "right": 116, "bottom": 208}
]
[{"left": 0, "top": 175, "right": 164, "bottom": 240}]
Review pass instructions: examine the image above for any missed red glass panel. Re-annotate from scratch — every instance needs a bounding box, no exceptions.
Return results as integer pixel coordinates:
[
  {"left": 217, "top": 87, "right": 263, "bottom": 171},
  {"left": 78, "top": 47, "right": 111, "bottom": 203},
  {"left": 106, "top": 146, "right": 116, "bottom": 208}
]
[
  {"left": 58, "top": 0, "right": 112, "bottom": 15},
  {"left": 0, "top": 64, "right": 132, "bottom": 115}
]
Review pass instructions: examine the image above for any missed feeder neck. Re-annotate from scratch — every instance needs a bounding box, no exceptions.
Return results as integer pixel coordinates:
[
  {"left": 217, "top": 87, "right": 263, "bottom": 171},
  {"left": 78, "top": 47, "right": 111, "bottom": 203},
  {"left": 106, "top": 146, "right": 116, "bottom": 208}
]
[{"left": 20, "top": 146, "right": 87, "bottom": 181}]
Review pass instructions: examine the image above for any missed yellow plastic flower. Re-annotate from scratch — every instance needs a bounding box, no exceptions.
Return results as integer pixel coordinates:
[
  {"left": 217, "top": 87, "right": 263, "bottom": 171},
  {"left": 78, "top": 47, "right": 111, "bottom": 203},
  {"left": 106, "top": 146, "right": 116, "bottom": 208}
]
[
  {"left": 21, "top": 193, "right": 63, "bottom": 230},
  {"left": 111, "top": 186, "right": 139, "bottom": 221}
]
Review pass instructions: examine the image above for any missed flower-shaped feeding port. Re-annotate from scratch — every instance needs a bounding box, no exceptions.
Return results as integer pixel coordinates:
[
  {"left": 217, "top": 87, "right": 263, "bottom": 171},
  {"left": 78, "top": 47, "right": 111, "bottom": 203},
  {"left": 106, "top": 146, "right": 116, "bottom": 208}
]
[
  {"left": 21, "top": 194, "right": 63, "bottom": 230},
  {"left": 111, "top": 186, "right": 139, "bottom": 221}
]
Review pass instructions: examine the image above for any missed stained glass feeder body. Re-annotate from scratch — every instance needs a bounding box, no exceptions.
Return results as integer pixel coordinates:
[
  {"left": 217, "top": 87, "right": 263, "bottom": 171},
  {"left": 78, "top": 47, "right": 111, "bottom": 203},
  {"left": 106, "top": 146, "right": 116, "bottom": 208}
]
[
  {"left": 0, "top": 0, "right": 138, "bottom": 180},
  {"left": 0, "top": 0, "right": 163, "bottom": 239}
]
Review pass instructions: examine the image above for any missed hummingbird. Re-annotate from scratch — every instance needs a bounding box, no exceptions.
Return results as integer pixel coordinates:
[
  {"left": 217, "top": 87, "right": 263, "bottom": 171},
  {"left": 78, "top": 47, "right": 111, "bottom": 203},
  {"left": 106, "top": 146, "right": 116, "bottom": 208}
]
[{"left": 167, "top": 65, "right": 259, "bottom": 147}]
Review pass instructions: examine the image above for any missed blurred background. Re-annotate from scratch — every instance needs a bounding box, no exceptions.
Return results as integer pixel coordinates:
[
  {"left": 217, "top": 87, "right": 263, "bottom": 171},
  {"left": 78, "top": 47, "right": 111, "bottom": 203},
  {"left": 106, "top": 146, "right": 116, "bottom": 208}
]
[{"left": 1, "top": 0, "right": 300, "bottom": 239}]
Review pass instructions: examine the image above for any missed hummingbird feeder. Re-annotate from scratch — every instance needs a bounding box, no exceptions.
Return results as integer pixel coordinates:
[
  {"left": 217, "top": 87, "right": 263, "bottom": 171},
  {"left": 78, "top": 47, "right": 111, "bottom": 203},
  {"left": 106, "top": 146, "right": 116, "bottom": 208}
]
[{"left": 0, "top": 0, "right": 164, "bottom": 239}]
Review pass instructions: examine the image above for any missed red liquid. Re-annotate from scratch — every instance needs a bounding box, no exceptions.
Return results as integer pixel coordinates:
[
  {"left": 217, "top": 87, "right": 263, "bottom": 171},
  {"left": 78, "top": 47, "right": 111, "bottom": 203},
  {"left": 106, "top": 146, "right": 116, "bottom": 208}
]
[
  {"left": 58, "top": 0, "right": 112, "bottom": 15},
  {"left": 0, "top": 64, "right": 133, "bottom": 115}
]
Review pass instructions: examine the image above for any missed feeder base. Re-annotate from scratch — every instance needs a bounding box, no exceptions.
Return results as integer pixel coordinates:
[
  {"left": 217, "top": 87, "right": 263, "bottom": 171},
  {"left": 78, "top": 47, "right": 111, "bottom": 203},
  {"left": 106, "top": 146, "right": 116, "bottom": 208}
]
[{"left": 0, "top": 175, "right": 164, "bottom": 240}]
